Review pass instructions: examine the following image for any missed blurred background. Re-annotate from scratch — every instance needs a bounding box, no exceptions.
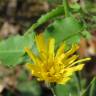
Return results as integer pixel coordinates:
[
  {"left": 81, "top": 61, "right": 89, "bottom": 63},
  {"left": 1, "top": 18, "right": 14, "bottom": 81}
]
[{"left": 0, "top": 0, "right": 96, "bottom": 96}]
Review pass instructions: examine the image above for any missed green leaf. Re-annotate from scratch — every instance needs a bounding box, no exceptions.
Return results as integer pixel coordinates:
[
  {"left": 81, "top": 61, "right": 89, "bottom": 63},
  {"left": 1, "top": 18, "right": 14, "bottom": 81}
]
[
  {"left": 44, "top": 17, "right": 84, "bottom": 46},
  {"left": 0, "top": 32, "right": 35, "bottom": 66},
  {"left": 31, "top": 5, "right": 64, "bottom": 30},
  {"left": 81, "top": 30, "right": 92, "bottom": 40},
  {"left": 55, "top": 84, "right": 70, "bottom": 96},
  {"left": 89, "top": 78, "right": 96, "bottom": 96},
  {"left": 55, "top": 74, "right": 82, "bottom": 96},
  {"left": 17, "top": 80, "right": 41, "bottom": 96},
  {"left": 70, "top": 3, "right": 80, "bottom": 11}
]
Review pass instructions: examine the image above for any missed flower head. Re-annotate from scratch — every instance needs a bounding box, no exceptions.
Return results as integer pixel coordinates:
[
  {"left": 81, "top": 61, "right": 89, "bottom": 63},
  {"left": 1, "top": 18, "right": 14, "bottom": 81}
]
[{"left": 25, "top": 34, "right": 90, "bottom": 84}]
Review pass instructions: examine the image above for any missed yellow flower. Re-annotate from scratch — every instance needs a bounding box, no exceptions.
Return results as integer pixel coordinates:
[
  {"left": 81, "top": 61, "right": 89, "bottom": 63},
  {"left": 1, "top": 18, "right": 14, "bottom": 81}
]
[{"left": 25, "top": 34, "right": 90, "bottom": 84}]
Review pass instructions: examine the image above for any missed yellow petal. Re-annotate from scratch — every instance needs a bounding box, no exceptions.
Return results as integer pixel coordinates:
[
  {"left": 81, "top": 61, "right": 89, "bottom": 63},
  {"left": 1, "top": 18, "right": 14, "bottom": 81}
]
[
  {"left": 55, "top": 53, "right": 65, "bottom": 64},
  {"left": 25, "top": 63, "right": 33, "bottom": 71},
  {"left": 65, "top": 44, "right": 79, "bottom": 57},
  {"left": 35, "top": 33, "right": 47, "bottom": 52},
  {"left": 63, "top": 64, "right": 84, "bottom": 77},
  {"left": 48, "top": 38, "right": 55, "bottom": 61},
  {"left": 50, "top": 67, "right": 55, "bottom": 75},
  {"left": 71, "top": 58, "right": 91, "bottom": 66},
  {"left": 56, "top": 43, "right": 65, "bottom": 57},
  {"left": 58, "top": 77, "right": 71, "bottom": 84},
  {"left": 66, "top": 64, "right": 84, "bottom": 73},
  {"left": 26, "top": 63, "right": 44, "bottom": 79},
  {"left": 25, "top": 34, "right": 91, "bottom": 85},
  {"left": 73, "top": 64, "right": 84, "bottom": 71},
  {"left": 24, "top": 48, "right": 37, "bottom": 64},
  {"left": 25, "top": 63, "right": 37, "bottom": 75},
  {"left": 64, "top": 55, "right": 79, "bottom": 67},
  {"left": 25, "top": 63, "right": 38, "bottom": 72},
  {"left": 35, "top": 33, "right": 47, "bottom": 60}
]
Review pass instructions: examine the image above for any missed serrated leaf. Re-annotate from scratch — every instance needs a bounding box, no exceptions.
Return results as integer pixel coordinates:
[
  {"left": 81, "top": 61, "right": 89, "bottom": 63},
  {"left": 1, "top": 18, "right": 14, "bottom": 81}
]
[
  {"left": 0, "top": 32, "right": 35, "bottom": 66},
  {"left": 44, "top": 17, "right": 84, "bottom": 46}
]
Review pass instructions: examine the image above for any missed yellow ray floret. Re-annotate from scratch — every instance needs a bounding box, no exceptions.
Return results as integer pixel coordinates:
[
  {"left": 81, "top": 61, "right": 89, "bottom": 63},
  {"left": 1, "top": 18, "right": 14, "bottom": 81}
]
[{"left": 25, "top": 33, "right": 91, "bottom": 84}]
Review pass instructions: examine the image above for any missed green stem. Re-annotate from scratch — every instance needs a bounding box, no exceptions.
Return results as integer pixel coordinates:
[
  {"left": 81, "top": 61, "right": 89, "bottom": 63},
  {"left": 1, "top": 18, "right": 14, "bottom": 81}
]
[
  {"left": 24, "top": 23, "right": 38, "bottom": 35},
  {"left": 49, "top": 83, "right": 57, "bottom": 96},
  {"left": 50, "top": 87, "right": 56, "bottom": 96},
  {"left": 89, "top": 77, "right": 96, "bottom": 96},
  {"left": 63, "top": 0, "right": 69, "bottom": 17},
  {"left": 81, "top": 77, "right": 96, "bottom": 96}
]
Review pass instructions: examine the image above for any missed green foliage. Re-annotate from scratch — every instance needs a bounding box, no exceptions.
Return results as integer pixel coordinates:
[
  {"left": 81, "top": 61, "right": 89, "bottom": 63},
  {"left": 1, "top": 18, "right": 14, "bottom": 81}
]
[
  {"left": 81, "top": 30, "right": 92, "bottom": 40},
  {"left": 89, "top": 78, "right": 96, "bottom": 96},
  {"left": 17, "top": 80, "right": 41, "bottom": 96},
  {"left": 0, "top": 1, "right": 92, "bottom": 68},
  {"left": 70, "top": 2, "right": 80, "bottom": 11},
  {"left": 44, "top": 17, "right": 84, "bottom": 46},
  {"left": 31, "top": 5, "right": 64, "bottom": 30},
  {"left": 0, "top": 0, "right": 95, "bottom": 96},
  {"left": 0, "top": 32, "right": 35, "bottom": 66},
  {"left": 17, "top": 69, "right": 41, "bottom": 96},
  {"left": 47, "top": 0, "right": 62, "bottom": 3},
  {"left": 55, "top": 84, "right": 70, "bottom": 96},
  {"left": 55, "top": 74, "right": 81, "bottom": 96}
]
